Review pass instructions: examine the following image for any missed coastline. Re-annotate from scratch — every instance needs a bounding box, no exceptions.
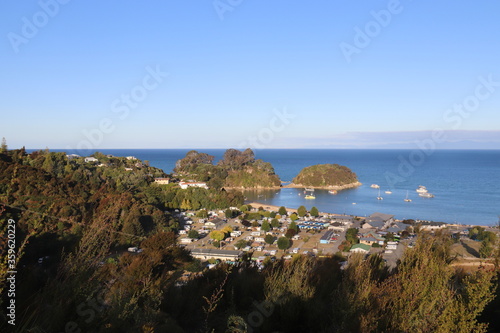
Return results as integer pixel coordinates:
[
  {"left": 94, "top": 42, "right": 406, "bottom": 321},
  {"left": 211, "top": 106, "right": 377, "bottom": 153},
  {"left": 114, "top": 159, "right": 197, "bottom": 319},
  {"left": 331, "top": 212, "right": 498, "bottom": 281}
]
[
  {"left": 223, "top": 186, "right": 282, "bottom": 191},
  {"left": 246, "top": 201, "right": 350, "bottom": 218},
  {"left": 283, "top": 181, "right": 362, "bottom": 191}
]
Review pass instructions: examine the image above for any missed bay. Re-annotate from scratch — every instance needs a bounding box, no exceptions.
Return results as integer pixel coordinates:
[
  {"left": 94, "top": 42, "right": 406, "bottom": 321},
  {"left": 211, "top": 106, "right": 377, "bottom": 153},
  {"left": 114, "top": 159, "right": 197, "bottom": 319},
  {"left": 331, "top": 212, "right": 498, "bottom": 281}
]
[{"left": 47, "top": 148, "right": 500, "bottom": 226}]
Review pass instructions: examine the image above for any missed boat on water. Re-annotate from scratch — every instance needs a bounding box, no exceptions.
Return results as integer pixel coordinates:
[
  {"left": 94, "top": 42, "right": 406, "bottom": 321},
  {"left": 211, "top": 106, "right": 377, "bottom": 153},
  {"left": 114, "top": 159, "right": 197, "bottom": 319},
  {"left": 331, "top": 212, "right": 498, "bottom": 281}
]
[
  {"left": 371, "top": 184, "right": 380, "bottom": 189},
  {"left": 419, "top": 192, "right": 435, "bottom": 198},
  {"left": 385, "top": 190, "right": 392, "bottom": 194},
  {"left": 404, "top": 190, "right": 412, "bottom": 202},
  {"left": 377, "top": 188, "right": 383, "bottom": 200},
  {"left": 328, "top": 190, "right": 337, "bottom": 195},
  {"left": 416, "top": 185, "right": 428, "bottom": 193},
  {"left": 304, "top": 188, "right": 315, "bottom": 199}
]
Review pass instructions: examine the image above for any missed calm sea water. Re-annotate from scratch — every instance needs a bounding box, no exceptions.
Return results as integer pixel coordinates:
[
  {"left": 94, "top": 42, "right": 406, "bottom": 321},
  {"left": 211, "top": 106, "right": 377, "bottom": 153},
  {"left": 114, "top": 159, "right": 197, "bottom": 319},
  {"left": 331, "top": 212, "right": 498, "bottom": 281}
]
[{"left": 47, "top": 149, "right": 500, "bottom": 226}]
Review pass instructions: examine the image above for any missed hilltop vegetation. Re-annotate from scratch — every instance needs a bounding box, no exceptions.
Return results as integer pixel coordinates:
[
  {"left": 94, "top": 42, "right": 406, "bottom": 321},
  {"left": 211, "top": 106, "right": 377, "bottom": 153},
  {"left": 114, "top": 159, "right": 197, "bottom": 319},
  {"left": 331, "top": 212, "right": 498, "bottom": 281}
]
[
  {"left": 0, "top": 148, "right": 243, "bottom": 256},
  {"left": 174, "top": 148, "right": 281, "bottom": 189},
  {"left": 291, "top": 163, "right": 359, "bottom": 188}
]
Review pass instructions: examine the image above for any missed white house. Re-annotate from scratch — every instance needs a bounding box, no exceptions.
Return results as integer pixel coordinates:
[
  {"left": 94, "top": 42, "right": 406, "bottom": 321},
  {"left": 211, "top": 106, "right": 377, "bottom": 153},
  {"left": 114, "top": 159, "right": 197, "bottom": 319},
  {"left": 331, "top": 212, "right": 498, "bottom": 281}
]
[
  {"left": 84, "top": 157, "right": 98, "bottom": 163},
  {"left": 179, "top": 238, "right": 195, "bottom": 244},
  {"left": 179, "top": 181, "right": 208, "bottom": 189}
]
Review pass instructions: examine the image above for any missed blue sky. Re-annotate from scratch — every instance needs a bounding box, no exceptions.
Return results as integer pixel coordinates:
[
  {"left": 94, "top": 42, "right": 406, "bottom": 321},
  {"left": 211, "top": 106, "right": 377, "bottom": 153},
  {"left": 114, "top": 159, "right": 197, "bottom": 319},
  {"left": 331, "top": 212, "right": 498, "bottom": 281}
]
[{"left": 1, "top": 0, "right": 499, "bottom": 151}]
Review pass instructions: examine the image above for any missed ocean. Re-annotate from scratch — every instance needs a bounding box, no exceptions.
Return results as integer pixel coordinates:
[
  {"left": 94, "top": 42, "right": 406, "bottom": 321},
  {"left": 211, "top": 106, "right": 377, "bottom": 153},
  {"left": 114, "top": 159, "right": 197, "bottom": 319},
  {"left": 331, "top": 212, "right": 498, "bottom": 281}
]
[{"left": 46, "top": 149, "right": 500, "bottom": 226}]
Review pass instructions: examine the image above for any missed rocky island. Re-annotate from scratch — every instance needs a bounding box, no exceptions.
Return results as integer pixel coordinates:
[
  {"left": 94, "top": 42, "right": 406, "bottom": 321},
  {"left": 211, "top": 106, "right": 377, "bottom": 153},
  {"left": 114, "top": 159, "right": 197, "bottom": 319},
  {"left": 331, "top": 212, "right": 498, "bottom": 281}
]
[
  {"left": 174, "top": 148, "right": 281, "bottom": 190},
  {"left": 287, "top": 163, "right": 361, "bottom": 190}
]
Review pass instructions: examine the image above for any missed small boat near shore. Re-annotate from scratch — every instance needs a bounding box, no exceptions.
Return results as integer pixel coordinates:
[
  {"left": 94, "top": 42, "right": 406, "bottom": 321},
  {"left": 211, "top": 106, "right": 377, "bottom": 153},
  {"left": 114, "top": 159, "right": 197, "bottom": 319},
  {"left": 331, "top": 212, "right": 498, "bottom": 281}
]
[
  {"left": 305, "top": 188, "right": 315, "bottom": 199},
  {"left": 328, "top": 190, "right": 337, "bottom": 195},
  {"left": 371, "top": 184, "right": 380, "bottom": 189},
  {"left": 377, "top": 189, "right": 383, "bottom": 200}
]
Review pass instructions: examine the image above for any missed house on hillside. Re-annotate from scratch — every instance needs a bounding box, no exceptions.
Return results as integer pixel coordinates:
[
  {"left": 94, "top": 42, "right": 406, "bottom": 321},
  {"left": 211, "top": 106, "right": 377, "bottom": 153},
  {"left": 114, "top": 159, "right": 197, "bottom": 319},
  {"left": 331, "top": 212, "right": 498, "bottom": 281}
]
[
  {"left": 154, "top": 178, "right": 170, "bottom": 185},
  {"left": 385, "top": 222, "right": 406, "bottom": 235},
  {"left": 359, "top": 232, "right": 385, "bottom": 246},
  {"left": 350, "top": 243, "right": 371, "bottom": 254},
  {"left": 179, "top": 181, "right": 208, "bottom": 189},
  {"left": 84, "top": 157, "right": 98, "bottom": 163},
  {"left": 362, "top": 212, "right": 395, "bottom": 230},
  {"left": 204, "top": 219, "right": 224, "bottom": 229}
]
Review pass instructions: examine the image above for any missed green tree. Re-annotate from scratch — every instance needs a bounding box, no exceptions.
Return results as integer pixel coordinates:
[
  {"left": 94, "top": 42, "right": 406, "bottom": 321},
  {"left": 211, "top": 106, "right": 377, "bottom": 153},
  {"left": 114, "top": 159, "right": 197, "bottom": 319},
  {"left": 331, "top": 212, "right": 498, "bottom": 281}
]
[
  {"left": 277, "top": 237, "right": 290, "bottom": 251},
  {"left": 345, "top": 228, "right": 359, "bottom": 244},
  {"left": 289, "top": 213, "right": 299, "bottom": 222},
  {"left": 239, "top": 205, "right": 249, "bottom": 212},
  {"left": 297, "top": 205, "right": 307, "bottom": 217},
  {"left": 261, "top": 220, "right": 271, "bottom": 232},
  {"left": 1, "top": 137, "right": 7, "bottom": 153},
  {"left": 479, "top": 240, "right": 494, "bottom": 258},
  {"left": 278, "top": 206, "right": 287, "bottom": 216},
  {"left": 234, "top": 239, "right": 248, "bottom": 250},
  {"left": 289, "top": 221, "right": 298, "bottom": 232},
  {"left": 225, "top": 209, "right": 232, "bottom": 218},
  {"left": 271, "top": 218, "right": 280, "bottom": 229},
  {"left": 188, "top": 229, "right": 199, "bottom": 239},
  {"left": 210, "top": 230, "right": 225, "bottom": 241},
  {"left": 265, "top": 234, "right": 275, "bottom": 245},
  {"left": 196, "top": 209, "right": 208, "bottom": 218},
  {"left": 310, "top": 206, "right": 319, "bottom": 217}
]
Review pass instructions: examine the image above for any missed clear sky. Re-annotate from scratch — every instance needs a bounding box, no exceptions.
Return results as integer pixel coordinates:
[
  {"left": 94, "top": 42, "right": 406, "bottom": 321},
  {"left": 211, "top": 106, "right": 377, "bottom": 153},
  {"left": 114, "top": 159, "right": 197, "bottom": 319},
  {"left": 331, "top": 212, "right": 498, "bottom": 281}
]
[{"left": 1, "top": 0, "right": 500, "bottom": 151}]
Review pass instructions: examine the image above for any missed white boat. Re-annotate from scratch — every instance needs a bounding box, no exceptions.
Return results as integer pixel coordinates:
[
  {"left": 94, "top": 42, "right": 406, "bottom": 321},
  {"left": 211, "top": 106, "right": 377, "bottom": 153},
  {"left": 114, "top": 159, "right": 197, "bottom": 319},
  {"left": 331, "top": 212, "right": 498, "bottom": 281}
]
[
  {"left": 328, "top": 190, "right": 337, "bottom": 195},
  {"left": 416, "top": 185, "right": 428, "bottom": 193},
  {"left": 371, "top": 184, "right": 380, "bottom": 189},
  {"left": 419, "top": 192, "right": 434, "bottom": 198},
  {"left": 404, "top": 190, "right": 412, "bottom": 202},
  {"left": 377, "top": 189, "right": 383, "bottom": 200},
  {"left": 385, "top": 190, "right": 392, "bottom": 194}
]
